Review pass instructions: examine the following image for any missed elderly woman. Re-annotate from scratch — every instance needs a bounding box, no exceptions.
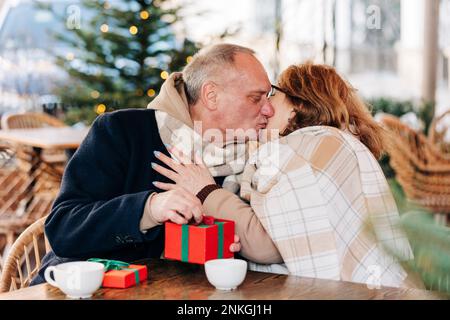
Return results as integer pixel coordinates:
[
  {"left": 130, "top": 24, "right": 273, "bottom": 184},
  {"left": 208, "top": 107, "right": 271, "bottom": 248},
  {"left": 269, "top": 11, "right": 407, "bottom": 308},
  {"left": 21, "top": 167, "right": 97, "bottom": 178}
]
[{"left": 152, "top": 63, "right": 421, "bottom": 288}]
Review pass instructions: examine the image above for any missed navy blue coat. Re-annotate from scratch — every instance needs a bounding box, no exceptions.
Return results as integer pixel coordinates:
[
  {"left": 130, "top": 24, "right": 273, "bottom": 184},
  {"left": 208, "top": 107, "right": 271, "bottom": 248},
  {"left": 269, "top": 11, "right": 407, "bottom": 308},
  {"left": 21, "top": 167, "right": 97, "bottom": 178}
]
[{"left": 32, "top": 109, "right": 224, "bottom": 285}]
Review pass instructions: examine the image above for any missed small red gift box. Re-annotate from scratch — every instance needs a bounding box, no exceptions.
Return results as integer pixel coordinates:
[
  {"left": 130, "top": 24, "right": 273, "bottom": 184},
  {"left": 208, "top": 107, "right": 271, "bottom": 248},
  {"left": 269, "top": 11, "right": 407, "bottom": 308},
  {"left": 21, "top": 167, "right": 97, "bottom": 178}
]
[
  {"left": 88, "top": 259, "right": 148, "bottom": 289},
  {"left": 102, "top": 264, "right": 147, "bottom": 289},
  {"left": 164, "top": 216, "right": 235, "bottom": 264}
]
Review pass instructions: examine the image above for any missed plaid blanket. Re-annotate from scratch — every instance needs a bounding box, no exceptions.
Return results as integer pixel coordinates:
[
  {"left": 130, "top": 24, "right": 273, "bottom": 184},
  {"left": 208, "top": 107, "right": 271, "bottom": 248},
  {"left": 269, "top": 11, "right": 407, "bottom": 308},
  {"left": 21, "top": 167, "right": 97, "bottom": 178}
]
[{"left": 240, "top": 126, "right": 414, "bottom": 288}]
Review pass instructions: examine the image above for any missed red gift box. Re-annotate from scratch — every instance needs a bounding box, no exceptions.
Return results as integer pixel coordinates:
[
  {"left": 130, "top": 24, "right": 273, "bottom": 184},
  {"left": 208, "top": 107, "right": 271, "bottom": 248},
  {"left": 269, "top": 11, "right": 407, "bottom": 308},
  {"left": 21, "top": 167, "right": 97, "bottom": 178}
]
[
  {"left": 102, "top": 264, "right": 148, "bottom": 289},
  {"left": 164, "top": 216, "right": 235, "bottom": 264}
]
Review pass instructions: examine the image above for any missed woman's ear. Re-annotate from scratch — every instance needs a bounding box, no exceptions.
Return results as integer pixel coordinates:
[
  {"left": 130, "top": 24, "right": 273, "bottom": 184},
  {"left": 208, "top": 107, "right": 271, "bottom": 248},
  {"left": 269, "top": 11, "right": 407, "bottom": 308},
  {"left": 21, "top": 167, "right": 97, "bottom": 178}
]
[
  {"left": 289, "top": 110, "right": 296, "bottom": 121},
  {"left": 200, "top": 81, "right": 218, "bottom": 111}
]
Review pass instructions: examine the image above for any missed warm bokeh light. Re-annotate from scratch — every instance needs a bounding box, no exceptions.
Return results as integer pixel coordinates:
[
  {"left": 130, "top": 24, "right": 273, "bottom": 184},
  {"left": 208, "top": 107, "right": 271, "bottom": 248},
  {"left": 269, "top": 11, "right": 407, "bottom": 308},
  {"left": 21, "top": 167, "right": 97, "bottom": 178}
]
[
  {"left": 160, "top": 71, "right": 169, "bottom": 80},
  {"left": 66, "top": 52, "right": 74, "bottom": 61},
  {"left": 186, "top": 56, "right": 193, "bottom": 64},
  {"left": 100, "top": 24, "right": 109, "bottom": 33},
  {"left": 140, "top": 11, "right": 150, "bottom": 20},
  {"left": 96, "top": 103, "right": 106, "bottom": 114},
  {"left": 147, "top": 89, "right": 156, "bottom": 97},
  {"left": 129, "top": 26, "right": 138, "bottom": 35},
  {"left": 91, "top": 90, "right": 100, "bottom": 99}
]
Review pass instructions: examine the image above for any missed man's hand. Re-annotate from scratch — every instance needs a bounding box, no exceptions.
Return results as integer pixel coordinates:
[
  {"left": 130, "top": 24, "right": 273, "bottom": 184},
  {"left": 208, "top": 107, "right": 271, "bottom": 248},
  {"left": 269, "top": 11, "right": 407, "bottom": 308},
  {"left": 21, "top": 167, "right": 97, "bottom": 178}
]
[
  {"left": 149, "top": 187, "right": 204, "bottom": 225},
  {"left": 149, "top": 189, "right": 241, "bottom": 253}
]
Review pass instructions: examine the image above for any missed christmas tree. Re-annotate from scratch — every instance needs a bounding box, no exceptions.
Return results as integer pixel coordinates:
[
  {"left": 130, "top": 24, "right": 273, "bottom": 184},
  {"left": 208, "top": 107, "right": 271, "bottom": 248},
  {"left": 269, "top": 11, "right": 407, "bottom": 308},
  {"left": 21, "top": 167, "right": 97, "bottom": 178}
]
[{"left": 44, "top": 0, "right": 199, "bottom": 124}]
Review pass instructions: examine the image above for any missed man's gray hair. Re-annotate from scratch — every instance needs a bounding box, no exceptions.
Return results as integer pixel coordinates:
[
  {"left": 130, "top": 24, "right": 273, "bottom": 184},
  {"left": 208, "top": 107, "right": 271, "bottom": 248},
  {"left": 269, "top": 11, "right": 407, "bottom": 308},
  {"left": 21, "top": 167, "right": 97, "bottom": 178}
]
[{"left": 182, "top": 43, "right": 255, "bottom": 106}]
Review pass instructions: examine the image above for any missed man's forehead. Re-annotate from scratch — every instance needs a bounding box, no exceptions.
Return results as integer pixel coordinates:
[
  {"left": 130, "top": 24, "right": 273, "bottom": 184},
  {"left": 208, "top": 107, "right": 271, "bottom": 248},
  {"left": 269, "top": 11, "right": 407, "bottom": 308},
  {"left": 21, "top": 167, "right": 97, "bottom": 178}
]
[
  {"left": 227, "top": 65, "right": 271, "bottom": 92},
  {"left": 213, "top": 52, "right": 270, "bottom": 92},
  {"left": 234, "top": 53, "right": 269, "bottom": 76},
  {"left": 242, "top": 76, "right": 271, "bottom": 94},
  {"left": 225, "top": 77, "right": 270, "bottom": 96}
]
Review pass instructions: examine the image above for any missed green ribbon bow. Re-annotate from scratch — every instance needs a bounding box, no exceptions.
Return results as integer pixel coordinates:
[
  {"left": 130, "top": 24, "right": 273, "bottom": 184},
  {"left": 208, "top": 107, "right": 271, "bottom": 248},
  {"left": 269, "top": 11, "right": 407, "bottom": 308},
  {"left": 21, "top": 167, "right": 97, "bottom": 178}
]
[
  {"left": 88, "top": 258, "right": 140, "bottom": 285},
  {"left": 180, "top": 221, "right": 225, "bottom": 262}
]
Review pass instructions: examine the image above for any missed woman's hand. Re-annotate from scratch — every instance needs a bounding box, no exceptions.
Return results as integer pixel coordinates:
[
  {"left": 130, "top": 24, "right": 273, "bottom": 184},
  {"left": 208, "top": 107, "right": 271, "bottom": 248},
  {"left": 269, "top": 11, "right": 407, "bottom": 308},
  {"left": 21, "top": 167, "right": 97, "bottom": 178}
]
[
  {"left": 230, "top": 235, "right": 241, "bottom": 253},
  {"left": 151, "top": 145, "right": 215, "bottom": 196}
]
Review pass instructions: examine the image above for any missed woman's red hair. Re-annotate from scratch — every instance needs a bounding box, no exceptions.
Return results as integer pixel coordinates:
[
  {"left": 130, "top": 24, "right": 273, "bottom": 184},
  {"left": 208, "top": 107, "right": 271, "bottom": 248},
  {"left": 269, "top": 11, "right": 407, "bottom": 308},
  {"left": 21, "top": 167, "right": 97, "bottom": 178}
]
[{"left": 278, "top": 62, "right": 388, "bottom": 159}]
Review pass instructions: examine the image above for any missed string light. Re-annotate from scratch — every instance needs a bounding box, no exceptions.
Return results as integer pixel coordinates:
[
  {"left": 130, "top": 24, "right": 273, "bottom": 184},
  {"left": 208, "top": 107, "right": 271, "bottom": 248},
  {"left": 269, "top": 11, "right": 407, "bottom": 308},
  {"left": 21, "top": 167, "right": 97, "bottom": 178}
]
[
  {"left": 186, "top": 56, "right": 193, "bottom": 64},
  {"left": 129, "top": 26, "right": 138, "bottom": 35},
  {"left": 66, "top": 52, "right": 74, "bottom": 61},
  {"left": 100, "top": 24, "right": 109, "bottom": 33},
  {"left": 91, "top": 90, "right": 100, "bottom": 99},
  {"left": 140, "top": 11, "right": 150, "bottom": 20},
  {"left": 160, "top": 71, "right": 169, "bottom": 80},
  {"left": 147, "top": 89, "right": 156, "bottom": 97},
  {"left": 96, "top": 104, "right": 106, "bottom": 114}
]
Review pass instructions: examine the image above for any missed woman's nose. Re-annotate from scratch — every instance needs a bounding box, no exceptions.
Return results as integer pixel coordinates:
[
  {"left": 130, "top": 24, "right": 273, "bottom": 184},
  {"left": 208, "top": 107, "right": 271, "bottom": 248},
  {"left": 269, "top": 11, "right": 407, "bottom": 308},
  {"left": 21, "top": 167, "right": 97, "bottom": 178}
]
[{"left": 261, "top": 101, "right": 275, "bottom": 118}]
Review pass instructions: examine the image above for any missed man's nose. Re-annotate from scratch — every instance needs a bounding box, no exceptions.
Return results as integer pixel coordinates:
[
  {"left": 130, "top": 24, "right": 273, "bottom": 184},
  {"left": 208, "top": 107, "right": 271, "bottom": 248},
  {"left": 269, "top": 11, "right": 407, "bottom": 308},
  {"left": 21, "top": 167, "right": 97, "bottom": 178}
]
[{"left": 261, "top": 100, "right": 275, "bottom": 118}]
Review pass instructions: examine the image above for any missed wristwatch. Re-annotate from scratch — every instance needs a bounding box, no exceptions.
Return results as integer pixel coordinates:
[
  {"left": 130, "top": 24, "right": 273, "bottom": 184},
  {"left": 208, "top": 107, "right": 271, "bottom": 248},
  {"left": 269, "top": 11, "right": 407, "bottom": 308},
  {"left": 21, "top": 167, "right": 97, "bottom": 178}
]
[{"left": 196, "top": 184, "right": 222, "bottom": 204}]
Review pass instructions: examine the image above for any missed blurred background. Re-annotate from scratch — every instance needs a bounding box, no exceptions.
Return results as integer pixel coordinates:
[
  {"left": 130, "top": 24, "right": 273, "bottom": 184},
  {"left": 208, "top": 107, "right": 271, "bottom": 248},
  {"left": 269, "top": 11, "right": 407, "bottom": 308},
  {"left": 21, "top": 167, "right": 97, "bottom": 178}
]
[
  {"left": 0, "top": 0, "right": 450, "bottom": 294},
  {"left": 0, "top": 0, "right": 448, "bottom": 125}
]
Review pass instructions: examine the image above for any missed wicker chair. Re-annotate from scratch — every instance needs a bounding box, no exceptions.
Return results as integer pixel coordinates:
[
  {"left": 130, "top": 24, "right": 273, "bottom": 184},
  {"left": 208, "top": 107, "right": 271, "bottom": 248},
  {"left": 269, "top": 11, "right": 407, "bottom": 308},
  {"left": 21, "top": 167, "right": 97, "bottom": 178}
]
[
  {"left": 0, "top": 177, "right": 55, "bottom": 268},
  {"left": 1, "top": 112, "right": 66, "bottom": 130},
  {"left": 428, "top": 109, "right": 450, "bottom": 155},
  {"left": 0, "top": 216, "right": 50, "bottom": 292},
  {"left": 0, "top": 141, "right": 15, "bottom": 168},
  {"left": 1, "top": 112, "right": 68, "bottom": 164},
  {"left": 380, "top": 114, "right": 450, "bottom": 223},
  {"left": 0, "top": 113, "right": 65, "bottom": 262},
  {"left": 1, "top": 112, "right": 67, "bottom": 196}
]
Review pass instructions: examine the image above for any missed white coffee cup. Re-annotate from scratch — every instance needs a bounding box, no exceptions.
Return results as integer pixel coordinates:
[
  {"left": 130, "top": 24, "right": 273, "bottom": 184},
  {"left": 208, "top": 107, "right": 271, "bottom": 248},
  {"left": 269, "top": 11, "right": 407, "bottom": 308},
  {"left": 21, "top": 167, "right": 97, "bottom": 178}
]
[
  {"left": 204, "top": 259, "right": 248, "bottom": 291},
  {"left": 44, "top": 261, "right": 105, "bottom": 299}
]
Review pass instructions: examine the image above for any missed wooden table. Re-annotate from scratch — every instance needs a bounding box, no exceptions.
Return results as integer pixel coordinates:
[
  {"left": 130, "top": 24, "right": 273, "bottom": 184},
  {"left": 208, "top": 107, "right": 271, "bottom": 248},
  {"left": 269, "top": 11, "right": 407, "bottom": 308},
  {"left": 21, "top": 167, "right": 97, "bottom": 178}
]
[
  {"left": 0, "top": 258, "right": 447, "bottom": 300},
  {"left": 0, "top": 127, "right": 89, "bottom": 193},
  {"left": 0, "top": 127, "right": 89, "bottom": 257},
  {"left": 0, "top": 127, "right": 89, "bottom": 150},
  {"left": 0, "top": 127, "right": 89, "bottom": 204}
]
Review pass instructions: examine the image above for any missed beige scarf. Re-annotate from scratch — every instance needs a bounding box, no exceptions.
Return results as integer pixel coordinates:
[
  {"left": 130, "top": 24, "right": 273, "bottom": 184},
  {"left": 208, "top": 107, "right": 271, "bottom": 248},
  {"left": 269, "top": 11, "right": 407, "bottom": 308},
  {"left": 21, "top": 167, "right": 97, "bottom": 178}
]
[{"left": 147, "top": 72, "right": 247, "bottom": 191}]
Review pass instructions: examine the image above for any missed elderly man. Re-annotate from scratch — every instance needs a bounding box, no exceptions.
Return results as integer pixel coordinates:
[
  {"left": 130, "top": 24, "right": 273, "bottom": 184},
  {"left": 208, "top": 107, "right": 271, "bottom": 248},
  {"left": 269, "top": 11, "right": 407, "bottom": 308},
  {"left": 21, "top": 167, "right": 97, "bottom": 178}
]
[{"left": 32, "top": 43, "right": 280, "bottom": 285}]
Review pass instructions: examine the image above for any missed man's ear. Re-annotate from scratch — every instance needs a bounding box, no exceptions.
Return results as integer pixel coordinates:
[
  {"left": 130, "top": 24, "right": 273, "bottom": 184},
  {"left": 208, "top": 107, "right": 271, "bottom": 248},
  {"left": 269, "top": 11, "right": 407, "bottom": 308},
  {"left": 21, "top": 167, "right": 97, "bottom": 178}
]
[{"left": 200, "top": 81, "right": 218, "bottom": 111}]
